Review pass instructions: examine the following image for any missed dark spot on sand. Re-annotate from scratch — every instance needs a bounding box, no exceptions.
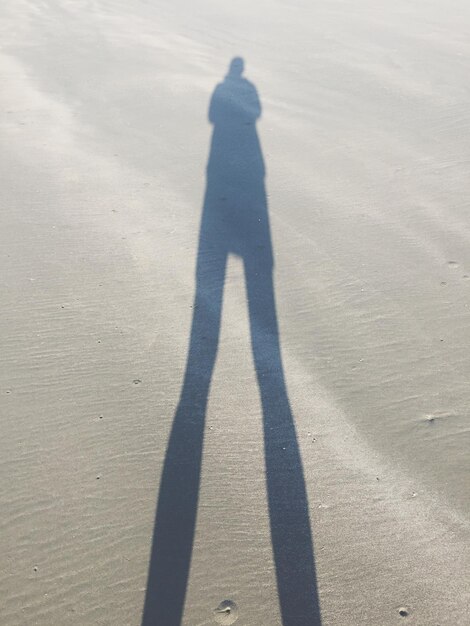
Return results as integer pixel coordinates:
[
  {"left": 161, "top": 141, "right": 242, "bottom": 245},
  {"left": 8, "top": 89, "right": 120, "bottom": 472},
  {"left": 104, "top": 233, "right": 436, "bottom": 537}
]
[
  {"left": 33, "top": 566, "right": 38, "bottom": 572},
  {"left": 447, "top": 261, "right": 459, "bottom": 268},
  {"left": 398, "top": 607, "right": 409, "bottom": 617},
  {"left": 133, "top": 379, "right": 141, "bottom": 385}
]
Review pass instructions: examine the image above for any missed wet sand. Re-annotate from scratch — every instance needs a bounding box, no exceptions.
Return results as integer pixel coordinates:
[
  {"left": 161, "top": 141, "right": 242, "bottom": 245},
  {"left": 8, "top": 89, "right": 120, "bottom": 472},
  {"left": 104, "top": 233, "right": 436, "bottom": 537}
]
[{"left": 1, "top": 1, "right": 469, "bottom": 624}]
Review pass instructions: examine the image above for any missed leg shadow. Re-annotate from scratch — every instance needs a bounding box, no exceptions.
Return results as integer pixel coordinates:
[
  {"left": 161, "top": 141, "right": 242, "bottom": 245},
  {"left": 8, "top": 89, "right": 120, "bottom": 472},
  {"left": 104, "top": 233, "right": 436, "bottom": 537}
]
[
  {"left": 141, "top": 242, "right": 226, "bottom": 626},
  {"left": 245, "top": 261, "right": 321, "bottom": 625}
]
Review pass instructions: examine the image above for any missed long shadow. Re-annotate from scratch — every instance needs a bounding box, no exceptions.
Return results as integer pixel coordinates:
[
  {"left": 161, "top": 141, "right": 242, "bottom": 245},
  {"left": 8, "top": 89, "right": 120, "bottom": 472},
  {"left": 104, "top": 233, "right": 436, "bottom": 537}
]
[{"left": 142, "top": 57, "right": 321, "bottom": 626}]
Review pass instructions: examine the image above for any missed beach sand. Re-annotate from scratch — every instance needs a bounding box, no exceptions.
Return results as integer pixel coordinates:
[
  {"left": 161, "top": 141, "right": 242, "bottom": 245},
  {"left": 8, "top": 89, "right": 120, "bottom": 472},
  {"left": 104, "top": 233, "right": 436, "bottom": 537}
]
[{"left": 1, "top": 1, "right": 469, "bottom": 624}]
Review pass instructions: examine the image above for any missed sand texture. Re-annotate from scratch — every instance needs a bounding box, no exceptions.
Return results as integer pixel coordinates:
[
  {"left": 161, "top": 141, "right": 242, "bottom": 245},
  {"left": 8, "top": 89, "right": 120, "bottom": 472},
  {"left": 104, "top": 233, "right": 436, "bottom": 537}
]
[{"left": 1, "top": 1, "right": 469, "bottom": 624}]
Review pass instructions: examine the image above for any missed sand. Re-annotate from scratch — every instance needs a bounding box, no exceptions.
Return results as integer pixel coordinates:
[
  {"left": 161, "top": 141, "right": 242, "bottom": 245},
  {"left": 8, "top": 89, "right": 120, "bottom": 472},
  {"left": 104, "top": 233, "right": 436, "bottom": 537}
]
[{"left": 1, "top": 0, "right": 469, "bottom": 624}]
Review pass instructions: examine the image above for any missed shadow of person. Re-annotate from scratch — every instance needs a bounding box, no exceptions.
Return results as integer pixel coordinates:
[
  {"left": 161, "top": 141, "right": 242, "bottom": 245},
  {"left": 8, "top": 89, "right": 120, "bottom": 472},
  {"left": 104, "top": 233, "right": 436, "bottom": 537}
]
[{"left": 142, "top": 57, "right": 321, "bottom": 626}]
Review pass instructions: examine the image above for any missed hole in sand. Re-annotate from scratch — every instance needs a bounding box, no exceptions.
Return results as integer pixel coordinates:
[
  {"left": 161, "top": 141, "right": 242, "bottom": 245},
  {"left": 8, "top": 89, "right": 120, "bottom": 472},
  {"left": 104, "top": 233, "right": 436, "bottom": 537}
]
[{"left": 214, "top": 600, "right": 238, "bottom": 624}]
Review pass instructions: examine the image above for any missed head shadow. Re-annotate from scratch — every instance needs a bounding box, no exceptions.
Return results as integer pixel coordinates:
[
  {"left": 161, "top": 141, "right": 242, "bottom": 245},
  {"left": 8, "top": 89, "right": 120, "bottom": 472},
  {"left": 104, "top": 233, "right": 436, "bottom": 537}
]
[{"left": 142, "top": 57, "right": 321, "bottom": 626}]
